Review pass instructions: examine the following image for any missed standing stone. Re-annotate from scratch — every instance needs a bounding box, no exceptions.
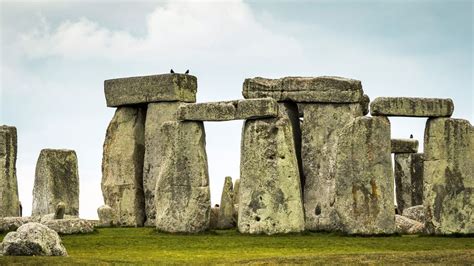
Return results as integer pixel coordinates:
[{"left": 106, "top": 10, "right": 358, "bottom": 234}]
[
  {"left": 217, "top": 176, "right": 235, "bottom": 229},
  {"left": 423, "top": 118, "right": 473, "bottom": 234},
  {"left": 209, "top": 206, "right": 219, "bottom": 229},
  {"left": 32, "top": 149, "right": 79, "bottom": 217},
  {"left": 54, "top": 202, "right": 66, "bottom": 220},
  {"left": 239, "top": 103, "right": 304, "bottom": 235},
  {"left": 101, "top": 107, "right": 146, "bottom": 227},
  {"left": 143, "top": 102, "right": 180, "bottom": 226},
  {"left": 300, "top": 103, "right": 363, "bottom": 231},
  {"left": 154, "top": 121, "right": 210, "bottom": 233},
  {"left": 394, "top": 153, "right": 424, "bottom": 213},
  {"left": 0, "top": 126, "right": 20, "bottom": 217},
  {"left": 334, "top": 117, "right": 395, "bottom": 234},
  {"left": 233, "top": 179, "right": 240, "bottom": 222},
  {"left": 97, "top": 205, "right": 117, "bottom": 227}
]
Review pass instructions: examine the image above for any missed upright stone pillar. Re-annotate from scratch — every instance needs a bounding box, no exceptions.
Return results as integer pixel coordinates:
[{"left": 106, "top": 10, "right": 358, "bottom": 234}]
[
  {"left": 423, "top": 118, "right": 473, "bottom": 234},
  {"left": 334, "top": 117, "right": 395, "bottom": 234},
  {"left": 0, "top": 126, "right": 20, "bottom": 217},
  {"left": 101, "top": 107, "right": 146, "bottom": 226},
  {"left": 32, "top": 149, "right": 79, "bottom": 216},
  {"left": 217, "top": 176, "right": 235, "bottom": 229},
  {"left": 394, "top": 153, "right": 424, "bottom": 213},
  {"left": 239, "top": 103, "right": 304, "bottom": 235}
]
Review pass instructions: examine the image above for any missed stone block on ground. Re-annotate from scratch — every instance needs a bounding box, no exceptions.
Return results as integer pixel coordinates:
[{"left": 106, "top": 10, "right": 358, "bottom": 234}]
[
  {"left": 391, "top": 139, "right": 419, "bottom": 153},
  {"left": 395, "top": 215, "right": 424, "bottom": 234},
  {"left": 370, "top": 97, "right": 454, "bottom": 117},
  {"left": 0, "top": 126, "right": 20, "bottom": 218},
  {"left": 104, "top": 74, "right": 197, "bottom": 107},
  {"left": 239, "top": 103, "right": 305, "bottom": 235},
  {"left": 402, "top": 205, "right": 426, "bottom": 223},
  {"left": 42, "top": 218, "right": 94, "bottom": 235},
  {"left": 97, "top": 205, "right": 117, "bottom": 227},
  {"left": 217, "top": 176, "right": 235, "bottom": 229},
  {"left": 394, "top": 153, "right": 424, "bottom": 213},
  {"left": 32, "top": 149, "right": 79, "bottom": 217},
  {"left": 0, "top": 217, "right": 41, "bottom": 233},
  {"left": 54, "top": 202, "right": 66, "bottom": 220}
]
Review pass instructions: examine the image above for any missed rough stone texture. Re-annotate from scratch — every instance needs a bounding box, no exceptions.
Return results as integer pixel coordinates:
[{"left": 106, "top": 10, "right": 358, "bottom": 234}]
[
  {"left": 0, "top": 217, "right": 41, "bottom": 233},
  {"left": 42, "top": 219, "right": 94, "bottom": 235},
  {"left": 361, "top": 94, "right": 370, "bottom": 116},
  {"left": 239, "top": 103, "right": 305, "bottom": 235},
  {"left": 243, "top": 76, "right": 363, "bottom": 103},
  {"left": 39, "top": 214, "right": 77, "bottom": 223},
  {"left": 97, "top": 205, "right": 117, "bottom": 227},
  {"left": 394, "top": 153, "right": 424, "bottom": 213},
  {"left": 402, "top": 205, "right": 426, "bottom": 223},
  {"left": 32, "top": 149, "right": 79, "bottom": 217},
  {"left": 0, "top": 222, "right": 67, "bottom": 256},
  {"left": 101, "top": 107, "right": 146, "bottom": 227},
  {"left": 177, "top": 98, "right": 278, "bottom": 121},
  {"left": 233, "top": 179, "right": 240, "bottom": 222},
  {"left": 104, "top": 74, "right": 197, "bottom": 107},
  {"left": 217, "top": 176, "right": 235, "bottom": 229},
  {"left": 154, "top": 121, "right": 210, "bottom": 233},
  {"left": 370, "top": 97, "right": 454, "bottom": 117},
  {"left": 391, "top": 139, "right": 419, "bottom": 154},
  {"left": 423, "top": 118, "right": 473, "bottom": 234},
  {"left": 334, "top": 116, "right": 395, "bottom": 234},
  {"left": 54, "top": 202, "right": 66, "bottom": 220},
  {"left": 143, "top": 102, "right": 181, "bottom": 226},
  {"left": 395, "top": 215, "right": 424, "bottom": 234},
  {"left": 209, "top": 207, "right": 219, "bottom": 229},
  {"left": 300, "top": 103, "right": 363, "bottom": 231},
  {"left": 0, "top": 126, "right": 20, "bottom": 218}
]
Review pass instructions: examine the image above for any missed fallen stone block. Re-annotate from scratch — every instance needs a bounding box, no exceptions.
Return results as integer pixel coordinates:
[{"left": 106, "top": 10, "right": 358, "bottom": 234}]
[
  {"left": 423, "top": 118, "right": 473, "bottom": 234},
  {"left": 395, "top": 215, "right": 424, "bottom": 234},
  {"left": 42, "top": 218, "right": 95, "bottom": 235},
  {"left": 177, "top": 98, "right": 278, "bottom": 121},
  {"left": 370, "top": 97, "right": 454, "bottom": 117},
  {"left": 104, "top": 73, "right": 197, "bottom": 107},
  {"left": 0, "top": 217, "right": 41, "bottom": 233},
  {"left": 32, "top": 149, "right": 79, "bottom": 217},
  {"left": 217, "top": 176, "right": 235, "bottom": 229},
  {"left": 391, "top": 139, "right": 419, "bottom": 153},
  {"left": 394, "top": 153, "right": 424, "bottom": 213},
  {"left": 243, "top": 76, "right": 363, "bottom": 103},
  {"left": 402, "top": 205, "right": 426, "bottom": 223},
  {"left": 0, "top": 126, "right": 20, "bottom": 218},
  {"left": 101, "top": 107, "right": 146, "bottom": 227}
]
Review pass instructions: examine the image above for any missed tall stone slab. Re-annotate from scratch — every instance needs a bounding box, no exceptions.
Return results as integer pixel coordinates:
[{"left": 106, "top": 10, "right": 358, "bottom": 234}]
[
  {"left": 423, "top": 118, "right": 473, "bottom": 234},
  {"left": 394, "top": 153, "right": 424, "bottom": 213},
  {"left": 334, "top": 117, "right": 395, "bottom": 234},
  {"left": 0, "top": 126, "right": 20, "bottom": 217},
  {"left": 32, "top": 149, "right": 79, "bottom": 216},
  {"left": 101, "top": 107, "right": 146, "bottom": 226},
  {"left": 217, "top": 176, "right": 235, "bottom": 229},
  {"left": 300, "top": 103, "right": 363, "bottom": 231},
  {"left": 239, "top": 103, "right": 304, "bottom": 235},
  {"left": 154, "top": 121, "right": 210, "bottom": 233},
  {"left": 142, "top": 102, "right": 180, "bottom": 226}
]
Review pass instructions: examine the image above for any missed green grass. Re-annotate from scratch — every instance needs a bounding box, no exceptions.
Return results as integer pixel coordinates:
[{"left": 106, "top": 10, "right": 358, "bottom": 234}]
[{"left": 0, "top": 228, "right": 473, "bottom": 264}]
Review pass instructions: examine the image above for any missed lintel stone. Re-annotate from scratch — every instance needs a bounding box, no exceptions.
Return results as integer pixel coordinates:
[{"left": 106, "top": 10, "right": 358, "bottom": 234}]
[
  {"left": 391, "top": 139, "right": 419, "bottom": 153},
  {"left": 370, "top": 97, "right": 454, "bottom": 117}
]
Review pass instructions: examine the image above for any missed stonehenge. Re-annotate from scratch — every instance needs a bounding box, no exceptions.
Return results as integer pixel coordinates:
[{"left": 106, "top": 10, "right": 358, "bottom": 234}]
[
  {"left": 370, "top": 97, "right": 454, "bottom": 117},
  {"left": 217, "top": 176, "right": 235, "bottom": 229},
  {"left": 0, "top": 126, "right": 20, "bottom": 218}
]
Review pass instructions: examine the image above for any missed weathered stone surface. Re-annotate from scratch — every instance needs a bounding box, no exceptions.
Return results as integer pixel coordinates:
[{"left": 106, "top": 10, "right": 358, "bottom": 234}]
[
  {"left": 0, "top": 126, "right": 20, "bottom": 218},
  {"left": 402, "top": 205, "right": 426, "bottom": 223},
  {"left": 154, "top": 121, "right": 210, "bottom": 233},
  {"left": 42, "top": 219, "right": 94, "bottom": 235},
  {"left": 395, "top": 215, "right": 424, "bottom": 234},
  {"left": 300, "top": 103, "right": 363, "bottom": 231},
  {"left": 54, "top": 202, "right": 66, "bottom": 220},
  {"left": 177, "top": 98, "right": 278, "bottom": 121},
  {"left": 101, "top": 107, "right": 146, "bottom": 227},
  {"left": 394, "top": 153, "right": 424, "bottom": 213},
  {"left": 243, "top": 76, "right": 363, "bottom": 103},
  {"left": 217, "top": 176, "right": 235, "bottom": 229},
  {"left": 209, "top": 207, "right": 219, "bottom": 229},
  {"left": 391, "top": 139, "right": 419, "bottom": 153},
  {"left": 361, "top": 94, "right": 370, "bottom": 116},
  {"left": 423, "top": 118, "right": 473, "bottom": 234},
  {"left": 39, "top": 214, "right": 77, "bottom": 223},
  {"left": 370, "top": 97, "right": 454, "bottom": 117},
  {"left": 143, "top": 102, "right": 180, "bottom": 226},
  {"left": 0, "top": 217, "right": 41, "bottom": 233},
  {"left": 104, "top": 74, "right": 197, "bottom": 107},
  {"left": 334, "top": 117, "right": 395, "bottom": 234},
  {"left": 32, "top": 149, "right": 79, "bottom": 217},
  {"left": 97, "top": 205, "right": 117, "bottom": 227},
  {"left": 239, "top": 103, "right": 305, "bottom": 235},
  {"left": 0, "top": 222, "right": 67, "bottom": 256}
]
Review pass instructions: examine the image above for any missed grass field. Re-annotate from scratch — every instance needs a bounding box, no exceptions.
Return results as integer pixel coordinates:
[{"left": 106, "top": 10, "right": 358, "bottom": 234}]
[{"left": 0, "top": 228, "right": 473, "bottom": 264}]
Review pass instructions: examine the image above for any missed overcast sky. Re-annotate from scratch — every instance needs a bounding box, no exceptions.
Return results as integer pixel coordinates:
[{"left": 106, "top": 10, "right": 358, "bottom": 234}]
[{"left": 1, "top": 0, "right": 472, "bottom": 219}]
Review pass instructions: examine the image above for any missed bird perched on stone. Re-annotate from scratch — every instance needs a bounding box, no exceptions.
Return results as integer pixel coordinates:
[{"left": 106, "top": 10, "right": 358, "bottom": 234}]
[
  {"left": 185, "top": 69, "right": 190, "bottom": 74},
  {"left": 410, "top": 134, "right": 413, "bottom": 139},
  {"left": 170, "top": 69, "right": 175, "bottom": 73}
]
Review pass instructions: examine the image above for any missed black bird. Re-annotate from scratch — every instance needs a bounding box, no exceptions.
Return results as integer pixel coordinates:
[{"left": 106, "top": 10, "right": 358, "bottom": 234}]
[
  {"left": 410, "top": 134, "right": 413, "bottom": 139},
  {"left": 185, "top": 69, "right": 190, "bottom": 74},
  {"left": 170, "top": 69, "right": 175, "bottom": 73}
]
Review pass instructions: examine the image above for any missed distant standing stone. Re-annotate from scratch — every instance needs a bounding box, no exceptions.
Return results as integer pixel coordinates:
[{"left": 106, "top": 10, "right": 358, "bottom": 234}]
[
  {"left": 32, "top": 149, "right": 79, "bottom": 217},
  {"left": 391, "top": 139, "right": 419, "bottom": 154},
  {"left": 0, "top": 126, "right": 20, "bottom": 218},
  {"left": 217, "top": 176, "right": 235, "bottom": 229},
  {"left": 394, "top": 153, "right": 424, "bottom": 213},
  {"left": 54, "top": 202, "right": 66, "bottom": 220},
  {"left": 402, "top": 205, "right": 426, "bottom": 224},
  {"left": 209, "top": 207, "right": 219, "bottom": 229},
  {"left": 370, "top": 97, "right": 454, "bottom": 117},
  {"left": 97, "top": 205, "right": 117, "bottom": 227},
  {"left": 233, "top": 179, "right": 240, "bottom": 222}
]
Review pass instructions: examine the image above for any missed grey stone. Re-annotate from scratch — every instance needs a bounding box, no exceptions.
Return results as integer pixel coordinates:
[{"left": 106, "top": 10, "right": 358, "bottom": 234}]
[
  {"left": 104, "top": 74, "right": 197, "bottom": 107},
  {"left": 217, "top": 176, "right": 235, "bottom": 229},
  {"left": 238, "top": 103, "right": 305, "bottom": 235},
  {"left": 39, "top": 214, "right": 77, "bottom": 223},
  {"left": 233, "top": 179, "right": 240, "bottom": 222},
  {"left": 177, "top": 98, "right": 278, "bottom": 121},
  {"left": 243, "top": 76, "right": 363, "bottom": 103},
  {"left": 32, "top": 149, "right": 79, "bottom": 217},
  {"left": 402, "top": 205, "right": 426, "bottom": 223},
  {"left": 370, "top": 97, "right": 454, "bottom": 117},
  {"left": 334, "top": 116, "right": 395, "bottom": 234},
  {"left": 154, "top": 121, "right": 210, "bottom": 233},
  {"left": 143, "top": 102, "right": 181, "bottom": 226},
  {"left": 391, "top": 139, "right": 419, "bottom": 153},
  {"left": 42, "top": 219, "right": 94, "bottom": 235},
  {"left": 0, "top": 126, "right": 20, "bottom": 217},
  {"left": 395, "top": 215, "right": 424, "bottom": 234},
  {"left": 97, "top": 205, "right": 117, "bottom": 227},
  {"left": 394, "top": 153, "right": 424, "bottom": 213},
  {"left": 209, "top": 207, "right": 219, "bottom": 229},
  {"left": 423, "top": 118, "right": 473, "bottom": 234},
  {"left": 300, "top": 103, "right": 363, "bottom": 231},
  {"left": 0, "top": 217, "right": 41, "bottom": 233},
  {"left": 101, "top": 107, "right": 146, "bottom": 227},
  {"left": 0, "top": 222, "right": 67, "bottom": 256},
  {"left": 361, "top": 94, "right": 370, "bottom": 116},
  {"left": 54, "top": 202, "right": 66, "bottom": 220}
]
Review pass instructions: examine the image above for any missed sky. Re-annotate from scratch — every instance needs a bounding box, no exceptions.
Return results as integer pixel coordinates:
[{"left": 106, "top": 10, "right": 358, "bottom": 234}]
[{"left": 1, "top": 0, "right": 472, "bottom": 219}]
